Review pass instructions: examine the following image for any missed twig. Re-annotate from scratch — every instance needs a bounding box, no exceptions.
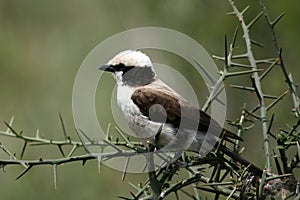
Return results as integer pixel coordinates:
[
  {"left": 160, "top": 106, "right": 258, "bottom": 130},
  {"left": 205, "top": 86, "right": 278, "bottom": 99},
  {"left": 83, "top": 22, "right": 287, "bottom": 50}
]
[{"left": 228, "top": 0, "right": 271, "bottom": 171}]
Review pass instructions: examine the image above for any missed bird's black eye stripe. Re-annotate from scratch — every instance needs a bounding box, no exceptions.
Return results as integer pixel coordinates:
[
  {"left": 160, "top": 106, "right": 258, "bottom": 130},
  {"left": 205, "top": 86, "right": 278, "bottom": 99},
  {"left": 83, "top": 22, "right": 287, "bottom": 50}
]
[
  {"left": 113, "top": 63, "right": 134, "bottom": 73},
  {"left": 113, "top": 63, "right": 126, "bottom": 71}
]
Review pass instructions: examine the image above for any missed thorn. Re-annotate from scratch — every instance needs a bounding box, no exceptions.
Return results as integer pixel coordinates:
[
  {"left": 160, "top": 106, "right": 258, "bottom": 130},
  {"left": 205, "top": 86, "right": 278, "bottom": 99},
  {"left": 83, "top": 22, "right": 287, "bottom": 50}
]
[
  {"left": 241, "top": 5, "right": 250, "bottom": 15},
  {"left": 67, "top": 144, "right": 77, "bottom": 158},
  {"left": 247, "top": 11, "right": 263, "bottom": 29},
  {"left": 77, "top": 129, "right": 92, "bottom": 143},
  {"left": 53, "top": 164, "right": 58, "bottom": 190},
  {"left": 4, "top": 122, "right": 20, "bottom": 137},
  {"left": 273, "top": 150, "right": 282, "bottom": 175},
  {"left": 106, "top": 123, "right": 111, "bottom": 140},
  {"left": 244, "top": 109, "right": 261, "bottom": 120},
  {"left": 175, "top": 191, "right": 179, "bottom": 200},
  {"left": 268, "top": 132, "right": 277, "bottom": 140},
  {"left": 16, "top": 165, "right": 32, "bottom": 180},
  {"left": 259, "top": 59, "right": 278, "bottom": 80},
  {"left": 231, "top": 26, "right": 239, "bottom": 49},
  {"left": 57, "top": 145, "right": 65, "bottom": 157},
  {"left": 263, "top": 94, "right": 279, "bottom": 100},
  {"left": 230, "top": 85, "right": 255, "bottom": 92},
  {"left": 229, "top": 62, "right": 253, "bottom": 68},
  {"left": 122, "top": 156, "right": 130, "bottom": 181},
  {"left": 226, "top": 11, "right": 236, "bottom": 15},
  {"left": 35, "top": 130, "right": 41, "bottom": 140},
  {"left": 267, "top": 114, "right": 275, "bottom": 138},
  {"left": 225, "top": 34, "right": 228, "bottom": 66},
  {"left": 193, "top": 57, "right": 216, "bottom": 85},
  {"left": 58, "top": 112, "right": 68, "bottom": 140},
  {"left": 297, "top": 141, "right": 300, "bottom": 164},
  {"left": 115, "top": 126, "right": 132, "bottom": 147},
  {"left": 266, "top": 90, "right": 289, "bottom": 111},
  {"left": 129, "top": 191, "right": 137, "bottom": 199},
  {"left": 9, "top": 116, "right": 15, "bottom": 126},
  {"left": 97, "top": 155, "right": 103, "bottom": 174},
  {"left": 6, "top": 116, "right": 15, "bottom": 133},
  {"left": 128, "top": 182, "right": 140, "bottom": 191},
  {"left": 103, "top": 139, "right": 123, "bottom": 152},
  {"left": 82, "top": 159, "right": 87, "bottom": 166},
  {"left": 250, "top": 39, "right": 264, "bottom": 48},
  {"left": 20, "top": 141, "right": 28, "bottom": 159},
  {"left": 225, "top": 69, "right": 263, "bottom": 78},
  {"left": 117, "top": 196, "right": 132, "bottom": 200},
  {"left": 75, "top": 129, "right": 89, "bottom": 153},
  {"left": 272, "top": 12, "right": 285, "bottom": 27}
]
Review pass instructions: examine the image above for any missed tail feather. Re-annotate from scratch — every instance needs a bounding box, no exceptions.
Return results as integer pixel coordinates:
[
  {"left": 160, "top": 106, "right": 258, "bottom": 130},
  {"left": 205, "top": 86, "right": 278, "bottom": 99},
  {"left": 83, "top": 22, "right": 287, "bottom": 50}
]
[
  {"left": 219, "top": 130, "right": 262, "bottom": 176},
  {"left": 222, "top": 129, "right": 243, "bottom": 141},
  {"left": 219, "top": 145, "right": 263, "bottom": 176}
]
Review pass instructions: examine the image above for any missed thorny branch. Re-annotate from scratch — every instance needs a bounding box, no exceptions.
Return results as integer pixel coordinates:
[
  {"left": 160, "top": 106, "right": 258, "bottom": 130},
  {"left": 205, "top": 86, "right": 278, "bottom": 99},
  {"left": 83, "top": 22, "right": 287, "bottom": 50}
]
[
  {"left": 212, "top": 0, "right": 300, "bottom": 199},
  {"left": 228, "top": 0, "right": 271, "bottom": 172},
  {"left": 259, "top": 0, "right": 300, "bottom": 118},
  {"left": 1, "top": 1, "right": 300, "bottom": 200},
  {"left": 0, "top": 116, "right": 261, "bottom": 199}
]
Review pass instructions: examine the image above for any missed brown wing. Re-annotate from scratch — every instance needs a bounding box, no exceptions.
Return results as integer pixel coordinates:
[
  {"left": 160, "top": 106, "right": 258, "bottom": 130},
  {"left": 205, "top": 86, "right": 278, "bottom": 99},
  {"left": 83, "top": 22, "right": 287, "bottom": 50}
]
[
  {"left": 132, "top": 87, "right": 214, "bottom": 133},
  {"left": 131, "top": 86, "right": 241, "bottom": 141}
]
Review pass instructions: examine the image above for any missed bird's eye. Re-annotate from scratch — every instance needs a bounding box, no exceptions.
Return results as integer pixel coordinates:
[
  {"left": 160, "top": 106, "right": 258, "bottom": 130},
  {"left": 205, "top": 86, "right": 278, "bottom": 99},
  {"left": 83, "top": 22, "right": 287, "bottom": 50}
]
[{"left": 114, "top": 63, "right": 126, "bottom": 72}]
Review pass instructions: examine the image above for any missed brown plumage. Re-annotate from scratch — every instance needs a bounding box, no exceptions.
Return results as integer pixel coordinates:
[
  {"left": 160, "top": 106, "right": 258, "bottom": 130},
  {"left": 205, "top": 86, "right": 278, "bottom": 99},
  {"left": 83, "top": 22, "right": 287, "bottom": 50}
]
[{"left": 131, "top": 83, "right": 241, "bottom": 142}]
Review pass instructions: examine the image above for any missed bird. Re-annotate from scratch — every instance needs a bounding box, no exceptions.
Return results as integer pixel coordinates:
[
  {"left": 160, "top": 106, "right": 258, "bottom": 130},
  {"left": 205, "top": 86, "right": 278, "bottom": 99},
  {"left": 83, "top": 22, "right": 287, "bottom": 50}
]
[{"left": 99, "top": 50, "right": 262, "bottom": 176}]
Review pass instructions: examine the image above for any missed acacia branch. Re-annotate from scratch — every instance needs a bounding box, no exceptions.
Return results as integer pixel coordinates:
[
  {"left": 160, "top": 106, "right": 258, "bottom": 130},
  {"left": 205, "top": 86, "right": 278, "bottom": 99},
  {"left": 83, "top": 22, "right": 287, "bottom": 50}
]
[
  {"left": 259, "top": 0, "right": 300, "bottom": 117},
  {"left": 228, "top": 0, "right": 271, "bottom": 173}
]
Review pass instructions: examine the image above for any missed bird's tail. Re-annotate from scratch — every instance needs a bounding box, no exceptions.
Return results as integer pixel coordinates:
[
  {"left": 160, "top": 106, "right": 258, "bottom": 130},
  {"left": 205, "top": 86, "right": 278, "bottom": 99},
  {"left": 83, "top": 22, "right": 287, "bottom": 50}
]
[
  {"left": 222, "top": 129, "right": 243, "bottom": 142},
  {"left": 219, "top": 129, "right": 262, "bottom": 176},
  {"left": 219, "top": 145, "right": 263, "bottom": 176}
]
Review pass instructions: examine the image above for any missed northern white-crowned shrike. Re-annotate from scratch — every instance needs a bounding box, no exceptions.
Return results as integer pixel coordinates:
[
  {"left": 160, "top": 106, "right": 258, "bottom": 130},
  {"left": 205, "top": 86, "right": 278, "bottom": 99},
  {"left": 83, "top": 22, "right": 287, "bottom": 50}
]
[{"left": 99, "top": 50, "right": 262, "bottom": 175}]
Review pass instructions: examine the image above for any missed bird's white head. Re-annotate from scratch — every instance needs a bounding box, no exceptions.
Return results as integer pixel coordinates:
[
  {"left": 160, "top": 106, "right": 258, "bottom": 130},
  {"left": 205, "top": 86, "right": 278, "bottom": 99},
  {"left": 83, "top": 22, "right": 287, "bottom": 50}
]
[
  {"left": 107, "top": 50, "right": 152, "bottom": 67},
  {"left": 99, "top": 50, "right": 157, "bottom": 86}
]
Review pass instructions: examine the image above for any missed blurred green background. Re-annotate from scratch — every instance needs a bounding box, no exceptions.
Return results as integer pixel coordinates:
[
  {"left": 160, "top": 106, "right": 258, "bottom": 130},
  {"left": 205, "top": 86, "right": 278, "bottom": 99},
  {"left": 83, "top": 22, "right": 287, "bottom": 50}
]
[{"left": 0, "top": 1, "right": 299, "bottom": 199}]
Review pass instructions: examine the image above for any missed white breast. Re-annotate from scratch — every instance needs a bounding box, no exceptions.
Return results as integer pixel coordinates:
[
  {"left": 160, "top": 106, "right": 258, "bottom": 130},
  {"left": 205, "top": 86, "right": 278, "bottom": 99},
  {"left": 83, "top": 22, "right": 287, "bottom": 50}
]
[
  {"left": 116, "top": 84, "right": 163, "bottom": 139},
  {"left": 116, "top": 84, "right": 136, "bottom": 113}
]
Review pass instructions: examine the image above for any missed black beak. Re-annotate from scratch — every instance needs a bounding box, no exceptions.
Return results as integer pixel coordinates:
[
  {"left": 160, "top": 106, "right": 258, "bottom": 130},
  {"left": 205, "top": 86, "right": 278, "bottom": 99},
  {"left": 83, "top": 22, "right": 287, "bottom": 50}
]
[{"left": 99, "top": 64, "right": 115, "bottom": 73}]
